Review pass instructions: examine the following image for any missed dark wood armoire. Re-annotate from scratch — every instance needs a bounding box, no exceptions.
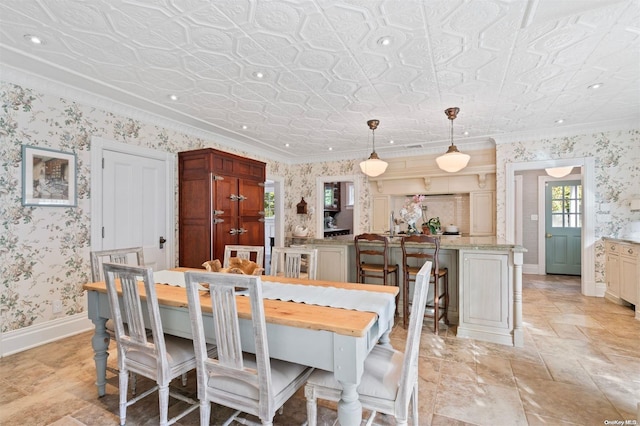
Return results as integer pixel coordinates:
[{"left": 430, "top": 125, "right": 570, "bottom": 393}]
[{"left": 178, "top": 148, "right": 266, "bottom": 268}]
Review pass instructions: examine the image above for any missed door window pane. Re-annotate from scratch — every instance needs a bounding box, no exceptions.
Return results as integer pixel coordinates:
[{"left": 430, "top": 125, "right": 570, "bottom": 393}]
[{"left": 550, "top": 182, "right": 582, "bottom": 228}]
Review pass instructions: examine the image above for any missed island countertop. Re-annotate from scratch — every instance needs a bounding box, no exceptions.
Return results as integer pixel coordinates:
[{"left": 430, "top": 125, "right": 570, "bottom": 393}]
[{"left": 291, "top": 234, "right": 526, "bottom": 252}]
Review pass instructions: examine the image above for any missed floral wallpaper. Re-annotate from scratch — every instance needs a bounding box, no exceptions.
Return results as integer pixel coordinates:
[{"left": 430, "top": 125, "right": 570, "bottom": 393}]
[
  {"left": 495, "top": 130, "right": 640, "bottom": 285},
  {"left": 1, "top": 79, "right": 638, "bottom": 335},
  {"left": 0, "top": 81, "right": 285, "bottom": 332}
]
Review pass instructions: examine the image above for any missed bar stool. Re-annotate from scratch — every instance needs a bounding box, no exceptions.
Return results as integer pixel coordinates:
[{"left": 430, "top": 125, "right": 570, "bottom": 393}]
[
  {"left": 401, "top": 235, "right": 449, "bottom": 333},
  {"left": 354, "top": 233, "right": 399, "bottom": 312}
]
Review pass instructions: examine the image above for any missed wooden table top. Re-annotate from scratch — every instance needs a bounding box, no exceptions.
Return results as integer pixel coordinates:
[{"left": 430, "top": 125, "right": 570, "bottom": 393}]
[{"left": 83, "top": 268, "right": 399, "bottom": 337}]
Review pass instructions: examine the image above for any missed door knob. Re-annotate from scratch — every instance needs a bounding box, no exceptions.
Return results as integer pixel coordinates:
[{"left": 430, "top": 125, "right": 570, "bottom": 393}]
[
  {"left": 159, "top": 236, "right": 167, "bottom": 248},
  {"left": 545, "top": 233, "right": 552, "bottom": 238}
]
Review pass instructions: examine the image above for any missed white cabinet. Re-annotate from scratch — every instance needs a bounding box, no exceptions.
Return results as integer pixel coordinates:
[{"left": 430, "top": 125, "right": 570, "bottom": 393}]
[
  {"left": 470, "top": 191, "right": 495, "bottom": 236},
  {"left": 314, "top": 244, "right": 351, "bottom": 282},
  {"left": 457, "top": 250, "right": 513, "bottom": 345},
  {"left": 605, "top": 239, "right": 639, "bottom": 319}
]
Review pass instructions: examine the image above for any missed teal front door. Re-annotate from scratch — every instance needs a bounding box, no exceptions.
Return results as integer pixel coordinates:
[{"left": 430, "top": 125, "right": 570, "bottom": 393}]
[{"left": 545, "top": 180, "right": 582, "bottom": 275}]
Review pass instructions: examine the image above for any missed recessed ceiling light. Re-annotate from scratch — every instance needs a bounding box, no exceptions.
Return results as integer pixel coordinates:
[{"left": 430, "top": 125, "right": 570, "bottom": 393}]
[
  {"left": 24, "top": 34, "right": 44, "bottom": 45},
  {"left": 284, "top": 143, "right": 290, "bottom": 147},
  {"left": 588, "top": 83, "right": 603, "bottom": 90},
  {"left": 377, "top": 36, "right": 392, "bottom": 46},
  {"left": 463, "top": 131, "right": 469, "bottom": 136},
  {"left": 253, "top": 71, "right": 265, "bottom": 79},
  {"left": 555, "top": 119, "right": 564, "bottom": 124},
  {"left": 168, "top": 94, "right": 179, "bottom": 101},
  {"left": 389, "top": 140, "right": 394, "bottom": 144},
  {"left": 328, "top": 147, "right": 333, "bottom": 151},
  {"left": 241, "top": 125, "right": 248, "bottom": 130}
]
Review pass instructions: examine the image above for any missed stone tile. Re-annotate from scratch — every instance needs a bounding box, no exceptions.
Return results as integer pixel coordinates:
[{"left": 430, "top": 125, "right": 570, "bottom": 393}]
[
  {"left": 434, "top": 376, "right": 527, "bottom": 425},
  {"left": 516, "top": 376, "right": 621, "bottom": 425},
  {"left": 476, "top": 354, "right": 516, "bottom": 388},
  {"left": 540, "top": 353, "right": 598, "bottom": 389}
]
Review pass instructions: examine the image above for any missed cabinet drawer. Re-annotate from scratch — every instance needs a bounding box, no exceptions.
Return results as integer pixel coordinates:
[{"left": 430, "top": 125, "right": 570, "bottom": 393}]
[
  {"left": 620, "top": 244, "right": 638, "bottom": 259},
  {"left": 606, "top": 242, "right": 618, "bottom": 253}
]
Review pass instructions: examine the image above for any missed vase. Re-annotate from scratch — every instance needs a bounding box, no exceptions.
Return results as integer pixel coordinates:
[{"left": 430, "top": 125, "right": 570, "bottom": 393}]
[
  {"left": 407, "top": 223, "right": 418, "bottom": 235},
  {"left": 422, "top": 226, "right": 430, "bottom": 235}
]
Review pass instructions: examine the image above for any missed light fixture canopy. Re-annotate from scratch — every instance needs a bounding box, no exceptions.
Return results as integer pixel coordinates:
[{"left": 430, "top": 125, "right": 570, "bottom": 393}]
[
  {"left": 360, "top": 119, "right": 388, "bottom": 177},
  {"left": 436, "top": 107, "right": 470, "bottom": 173},
  {"left": 545, "top": 166, "right": 573, "bottom": 178}
]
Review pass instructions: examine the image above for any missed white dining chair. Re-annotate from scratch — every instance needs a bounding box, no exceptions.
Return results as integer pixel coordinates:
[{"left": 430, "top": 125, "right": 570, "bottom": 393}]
[
  {"left": 103, "top": 263, "right": 215, "bottom": 426},
  {"left": 223, "top": 245, "right": 265, "bottom": 268},
  {"left": 304, "top": 260, "right": 432, "bottom": 426},
  {"left": 90, "top": 247, "right": 145, "bottom": 282},
  {"left": 90, "top": 247, "right": 146, "bottom": 388},
  {"left": 184, "top": 270, "right": 314, "bottom": 426},
  {"left": 270, "top": 247, "right": 318, "bottom": 280}
]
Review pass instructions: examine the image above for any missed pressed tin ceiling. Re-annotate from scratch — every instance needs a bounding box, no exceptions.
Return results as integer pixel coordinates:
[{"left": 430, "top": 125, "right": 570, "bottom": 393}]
[{"left": 1, "top": 0, "right": 639, "bottom": 163}]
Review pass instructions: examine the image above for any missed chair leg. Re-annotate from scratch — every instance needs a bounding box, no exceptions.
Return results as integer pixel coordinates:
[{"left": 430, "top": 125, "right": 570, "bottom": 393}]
[
  {"left": 158, "top": 384, "right": 169, "bottom": 426},
  {"left": 200, "top": 401, "right": 211, "bottom": 426},
  {"left": 304, "top": 385, "right": 317, "bottom": 426},
  {"left": 181, "top": 372, "right": 187, "bottom": 386},
  {"left": 411, "top": 380, "right": 419, "bottom": 426},
  {"left": 118, "top": 369, "right": 129, "bottom": 426}
]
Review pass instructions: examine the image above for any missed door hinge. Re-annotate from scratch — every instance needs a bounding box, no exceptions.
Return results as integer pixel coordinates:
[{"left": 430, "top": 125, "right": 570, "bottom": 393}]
[
  {"left": 102, "top": 157, "right": 105, "bottom": 169},
  {"left": 101, "top": 227, "right": 105, "bottom": 238}
]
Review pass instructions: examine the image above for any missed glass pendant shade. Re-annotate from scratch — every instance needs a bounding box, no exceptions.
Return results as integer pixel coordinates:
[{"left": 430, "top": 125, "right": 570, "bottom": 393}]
[
  {"left": 436, "top": 145, "right": 471, "bottom": 173},
  {"left": 359, "top": 154, "right": 388, "bottom": 177},
  {"left": 360, "top": 119, "right": 388, "bottom": 177},
  {"left": 437, "top": 107, "right": 469, "bottom": 173},
  {"left": 545, "top": 166, "right": 573, "bottom": 178}
]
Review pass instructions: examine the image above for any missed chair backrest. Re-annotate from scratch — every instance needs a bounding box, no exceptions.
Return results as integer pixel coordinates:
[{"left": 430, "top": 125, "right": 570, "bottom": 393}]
[
  {"left": 184, "top": 271, "right": 274, "bottom": 418},
  {"left": 354, "top": 233, "right": 390, "bottom": 267},
  {"left": 401, "top": 235, "right": 440, "bottom": 277},
  {"left": 102, "top": 263, "right": 169, "bottom": 376},
  {"left": 269, "top": 247, "right": 318, "bottom": 280},
  {"left": 90, "top": 247, "right": 145, "bottom": 282},
  {"left": 396, "top": 260, "right": 431, "bottom": 411},
  {"left": 223, "top": 245, "right": 265, "bottom": 268}
]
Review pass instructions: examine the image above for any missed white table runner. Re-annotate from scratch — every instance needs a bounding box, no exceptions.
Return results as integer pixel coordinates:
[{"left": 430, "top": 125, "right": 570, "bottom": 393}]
[{"left": 153, "top": 270, "right": 395, "bottom": 326}]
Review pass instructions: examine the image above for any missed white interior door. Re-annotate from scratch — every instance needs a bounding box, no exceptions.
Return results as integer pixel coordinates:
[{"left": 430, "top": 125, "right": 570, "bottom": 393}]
[{"left": 101, "top": 149, "right": 168, "bottom": 270}]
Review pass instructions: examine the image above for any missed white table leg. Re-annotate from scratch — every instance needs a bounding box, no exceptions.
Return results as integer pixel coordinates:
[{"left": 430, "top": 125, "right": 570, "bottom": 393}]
[
  {"left": 90, "top": 316, "right": 109, "bottom": 397},
  {"left": 337, "top": 382, "right": 362, "bottom": 426}
]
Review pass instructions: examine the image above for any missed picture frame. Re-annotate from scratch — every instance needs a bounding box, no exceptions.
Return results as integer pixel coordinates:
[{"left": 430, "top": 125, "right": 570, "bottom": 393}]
[{"left": 22, "top": 145, "right": 77, "bottom": 207}]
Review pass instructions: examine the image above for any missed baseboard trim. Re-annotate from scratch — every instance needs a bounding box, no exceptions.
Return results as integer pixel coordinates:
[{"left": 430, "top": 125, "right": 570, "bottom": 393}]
[
  {"left": 1, "top": 313, "right": 93, "bottom": 357},
  {"left": 522, "top": 264, "right": 539, "bottom": 275}
]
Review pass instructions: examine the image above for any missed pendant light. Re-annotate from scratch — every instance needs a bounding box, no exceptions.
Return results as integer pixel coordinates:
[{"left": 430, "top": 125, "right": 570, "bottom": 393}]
[
  {"left": 436, "top": 107, "right": 470, "bottom": 173},
  {"left": 359, "top": 119, "right": 388, "bottom": 177}
]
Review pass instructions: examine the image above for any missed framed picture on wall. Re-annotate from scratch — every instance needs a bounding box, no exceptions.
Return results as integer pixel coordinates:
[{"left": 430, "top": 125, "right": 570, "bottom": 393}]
[{"left": 22, "top": 145, "right": 77, "bottom": 207}]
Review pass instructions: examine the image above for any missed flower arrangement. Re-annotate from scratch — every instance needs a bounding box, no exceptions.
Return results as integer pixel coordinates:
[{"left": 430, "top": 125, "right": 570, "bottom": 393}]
[{"left": 400, "top": 195, "right": 425, "bottom": 234}]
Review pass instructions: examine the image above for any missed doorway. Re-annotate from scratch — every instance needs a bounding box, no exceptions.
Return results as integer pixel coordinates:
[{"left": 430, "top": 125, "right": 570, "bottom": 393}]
[
  {"left": 315, "top": 175, "right": 360, "bottom": 238},
  {"left": 506, "top": 158, "right": 597, "bottom": 296}
]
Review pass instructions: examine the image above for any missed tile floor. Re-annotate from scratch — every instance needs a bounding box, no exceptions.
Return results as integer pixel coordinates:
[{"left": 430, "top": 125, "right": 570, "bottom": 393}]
[{"left": 1, "top": 274, "right": 639, "bottom": 425}]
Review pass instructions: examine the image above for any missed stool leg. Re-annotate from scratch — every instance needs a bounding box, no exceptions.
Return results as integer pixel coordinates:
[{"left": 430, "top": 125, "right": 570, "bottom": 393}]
[
  {"left": 433, "top": 275, "right": 439, "bottom": 335},
  {"left": 403, "top": 270, "right": 409, "bottom": 329},
  {"left": 443, "top": 272, "right": 450, "bottom": 325}
]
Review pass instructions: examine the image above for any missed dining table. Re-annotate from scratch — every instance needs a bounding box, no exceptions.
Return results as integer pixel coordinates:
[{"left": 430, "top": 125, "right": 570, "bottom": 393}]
[{"left": 83, "top": 267, "right": 399, "bottom": 426}]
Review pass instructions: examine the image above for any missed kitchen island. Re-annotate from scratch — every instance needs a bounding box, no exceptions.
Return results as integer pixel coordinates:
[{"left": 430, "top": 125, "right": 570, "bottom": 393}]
[{"left": 289, "top": 235, "right": 526, "bottom": 347}]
